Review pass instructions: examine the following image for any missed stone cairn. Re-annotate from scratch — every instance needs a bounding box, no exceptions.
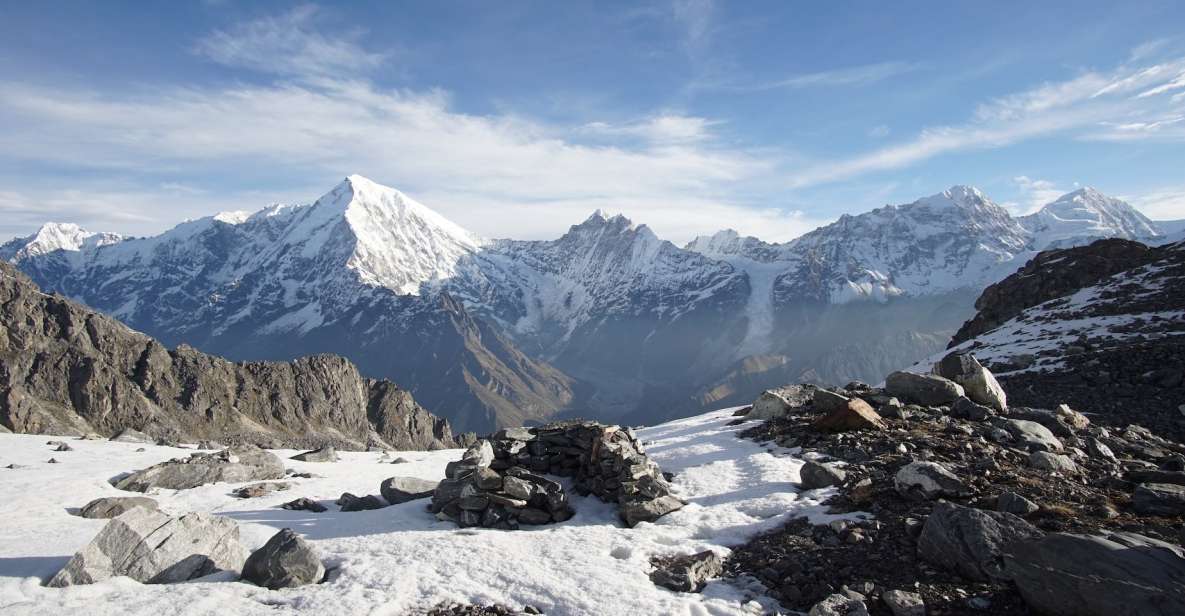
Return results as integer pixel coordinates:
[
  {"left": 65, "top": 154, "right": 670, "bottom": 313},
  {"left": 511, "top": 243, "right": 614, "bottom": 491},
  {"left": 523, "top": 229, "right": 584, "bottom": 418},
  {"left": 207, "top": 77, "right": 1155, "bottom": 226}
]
[{"left": 430, "top": 421, "right": 684, "bottom": 529}]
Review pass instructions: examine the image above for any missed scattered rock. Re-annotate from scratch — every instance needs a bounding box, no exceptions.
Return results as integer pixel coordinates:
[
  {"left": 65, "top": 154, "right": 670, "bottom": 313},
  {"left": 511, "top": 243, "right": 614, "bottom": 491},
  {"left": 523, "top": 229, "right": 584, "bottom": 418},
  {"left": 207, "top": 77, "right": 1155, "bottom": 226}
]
[
  {"left": 885, "top": 371, "right": 964, "bottom": 407},
  {"left": 917, "top": 502, "right": 1043, "bottom": 582},
  {"left": 809, "top": 593, "right": 870, "bottom": 616},
  {"left": 290, "top": 446, "right": 339, "bottom": 463},
  {"left": 52, "top": 441, "right": 73, "bottom": 452},
  {"left": 992, "top": 418, "right": 1063, "bottom": 452},
  {"left": 48, "top": 508, "right": 247, "bottom": 586},
  {"left": 1028, "top": 451, "right": 1078, "bottom": 473},
  {"left": 242, "top": 528, "right": 325, "bottom": 589},
  {"left": 1132, "top": 482, "right": 1185, "bottom": 516},
  {"left": 749, "top": 385, "right": 815, "bottom": 420},
  {"left": 233, "top": 482, "right": 291, "bottom": 499},
  {"left": 1004, "top": 531, "right": 1185, "bottom": 616},
  {"left": 109, "top": 429, "right": 154, "bottom": 444},
  {"left": 934, "top": 352, "right": 1007, "bottom": 411},
  {"left": 996, "top": 491, "right": 1039, "bottom": 516},
  {"left": 649, "top": 550, "right": 723, "bottom": 592},
  {"left": 339, "top": 493, "right": 386, "bottom": 512},
  {"left": 112, "top": 445, "right": 285, "bottom": 492},
  {"left": 813, "top": 389, "right": 852, "bottom": 414},
  {"left": 78, "top": 496, "right": 159, "bottom": 519},
  {"left": 894, "top": 461, "right": 968, "bottom": 500},
  {"left": 882, "top": 590, "right": 926, "bottom": 616},
  {"left": 813, "top": 399, "right": 886, "bottom": 433},
  {"left": 950, "top": 397, "right": 994, "bottom": 421},
  {"left": 280, "top": 497, "right": 327, "bottom": 513},
  {"left": 801, "top": 460, "right": 847, "bottom": 489},
  {"left": 621, "top": 495, "right": 685, "bottom": 527},
  {"left": 380, "top": 476, "right": 440, "bottom": 504}
]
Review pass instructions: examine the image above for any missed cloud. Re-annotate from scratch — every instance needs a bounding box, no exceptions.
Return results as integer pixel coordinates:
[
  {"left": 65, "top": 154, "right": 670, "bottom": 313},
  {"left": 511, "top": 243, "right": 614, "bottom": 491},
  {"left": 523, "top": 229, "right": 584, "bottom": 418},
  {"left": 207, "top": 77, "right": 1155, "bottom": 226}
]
[
  {"left": 867, "top": 124, "right": 890, "bottom": 138},
  {"left": 1009, "top": 176, "right": 1066, "bottom": 215},
  {"left": 577, "top": 114, "right": 720, "bottom": 144},
  {"left": 194, "top": 5, "right": 386, "bottom": 78},
  {"left": 756, "top": 61, "right": 921, "bottom": 90},
  {"left": 1127, "top": 186, "right": 1185, "bottom": 221}
]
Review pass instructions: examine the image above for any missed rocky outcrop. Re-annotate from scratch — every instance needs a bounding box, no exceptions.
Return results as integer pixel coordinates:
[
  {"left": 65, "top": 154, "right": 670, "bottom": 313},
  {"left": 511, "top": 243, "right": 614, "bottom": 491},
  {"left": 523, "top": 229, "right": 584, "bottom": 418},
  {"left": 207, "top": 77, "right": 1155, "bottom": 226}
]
[
  {"left": 78, "top": 496, "right": 158, "bottom": 519},
  {"left": 48, "top": 508, "right": 247, "bottom": 586},
  {"left": 884, "top": 372, "right": 963, "bottom": 406},
  {"left": 112, "top": 445, "right": 285, "bottom": 492},
  {"left": 242, "top": 528, "right": 325, "bottom": 590},
  {"left": 380, "top": 476, "right": 439, "bottom": 505},
  {"left": 0, "top": 262, "right": 455, "bottom": 449},
  {"left": 917, "top": 502, "right": 1043, "bottom": 582}
]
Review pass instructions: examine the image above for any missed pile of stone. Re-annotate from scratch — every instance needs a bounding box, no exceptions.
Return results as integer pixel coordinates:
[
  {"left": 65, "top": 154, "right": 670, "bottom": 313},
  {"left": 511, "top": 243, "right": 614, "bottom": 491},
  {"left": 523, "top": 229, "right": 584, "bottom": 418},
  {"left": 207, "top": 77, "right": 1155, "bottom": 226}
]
[{"left": 431, "top": 421, "right": 683, "bottom": 529}]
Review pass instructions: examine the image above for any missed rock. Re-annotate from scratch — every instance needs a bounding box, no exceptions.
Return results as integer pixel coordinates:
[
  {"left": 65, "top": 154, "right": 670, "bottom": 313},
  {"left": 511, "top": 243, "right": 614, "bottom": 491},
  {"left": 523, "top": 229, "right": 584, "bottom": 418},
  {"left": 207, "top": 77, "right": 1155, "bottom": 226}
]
[
  {"left": 800, "top": 460, "right": 847, "bottom": 489},
  {"left": 996, "top": 491, "right": 1039, "bottom": 516},
  {"left": 339, "top": 493, "right": 386, "bottom": 512},
  {"left": 882, "top": 590, "right": 926, "bottom": 616},
  {"left": 280, "top": 497, "right": 327, "bottom": 513},
  {"left": 233, "top": 482, "right": 291, "bottom": 499},
  {"left": 621, "top": 494, "right": 685, "bottom": 527},
  {"left": 749, "top": 385, "right": 815, "bottom": 420},
  {"left": 809, "top": 593, "right": 870, "bottom": 616},
  {"left": 1132, "top": 483, "right": 1185, "bottom": 516},
  {"left": 894, "top": 461, "right": 969, "bottom": 500},
  {"left": 1054, "top": 404, "right": 1090, "bottom": 430},
  {"left": 48, "top": 508, "right": 247, "bottom": 586},
  {"left": 197, "top": 440, "right": 224, "bottom": 450},
  {"left": 380, "top": 476, "right": 440, "bottom": 504},
  {"left": 110, "top": 429, "right": 154, "bottom": 444},
  {"left": 78, "top": 496, "right": 159, "bottom": 519},
  {"left": 649, "top": 550, "right": 723, "bottom": 592},
  {"left": 112, "top": 445, "right": 285, "bottom": 492},
  {"left": 241, "top": 528, "right": 325, "bottom": 590},
  {"left": 1125, "top": 469, "right": 1185, "bottom": 486},
  {"left": 290, "top": 446, "right": 339, "bottom": 463},
  {"left": 917, "top": 502, "right": 1043, "bottom": 582},
  {"left": 53, "top": 441, "right": 74, "bottom": 452},
  {"left": 934, "top": 352, "right": 1006, "bottom": 411},
  {"left": 951, "top": 397, "right": 994, "bottom": 421},
  {"left": 812, "top": 398, "right": 886, "bottom": 432},
  {"left": 1029, "top": 451, "right": 1078, "bottom": 473},
  {"left": 992, "top": 418, "right": 1063, "bottom": 452},
  {"left": 885, "top": 371, "right": 964, "bottom": 407},
  {"left": 879, "top": 397, "right": 906, "bottom": 419},
  {"left": 1004, "top": 531, "right": 1185, "bottom": 616},
  {"left": 390, "top": 457, "right": 412, "bottom": 464},
  {"left": 1085, "top": 437, "right": 1117, "bottom": 462},
  {"left": 813, "top": 389, "right": 852, "bottom": 414}
]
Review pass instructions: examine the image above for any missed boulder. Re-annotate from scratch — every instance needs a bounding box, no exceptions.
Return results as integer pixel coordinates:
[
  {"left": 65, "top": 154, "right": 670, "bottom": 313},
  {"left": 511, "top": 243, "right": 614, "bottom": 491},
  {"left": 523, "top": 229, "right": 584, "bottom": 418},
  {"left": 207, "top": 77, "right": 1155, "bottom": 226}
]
[
  {"left": 112, "top": 445, "right": 285, "bottom": 492},
  {"left": 894, "top": 461, "right": 969, "bottom": 500},
  {"left": 809, "top": 593, "right": 870, "bottom": 616},
  {"left": 280, "top": 497, "right": 327, "bottom": 513},
  {"left": 1085, "top": 438, "right": 1117, "bottom": 463},
  {"left": 996, "top": 491, "right": 1039, "bottom": 516},
  {"left": 800, "top": 460, "right": 847, "bottom": 489},
  {"left": 1132, "top": 482, "right": 1185, "bottom": 516},
  {"left": 882, "top": 590, "right": 926, "bottom": 616},
  {"left": 749, "top": 385, "right": 814, "bottom": 420},
  {"left": 812, "top": 389, "right": 852, "bottom": 414},
  {"left": 339, "top": 493, "right": 386, "bottom": 512},
  {"left": 380, "top": 476, "right": 440, "bottom": 504},
  {"left": 885, "top": 371, "right": 964, "bottom": 407},
  {"left": 110, "top": 429, "right": 154, "bottom": 444},
  {"left": 812, "top": 399, "right": 886, "bottom": 433},
  {"left": 917, "top": 502, "right": 1043, "bottom": 582},
  {"left": 934, "top": 352, "right": 1006, "bottom": 411},
  {"left": 1029, "top": 451, "right": 1078, "bottom": 473},
  {"left": 621, "top": 495, "right": 685, "bottom": 527},
  {"left": 951, "top": 397, "right": 994, "bottom": 421},
  {"left": 290, "top": 446, "right": 339, "bottom": 463},
  {"left": 649, "top": 550, "right": 723, "bottom": 593},
  {"left": 1054, "top": 404, "right": 1090, "bottom": 430},
  {"left": 48, "top": 508, "right": 247, "bottom": 586},
  {"left": 1004, "top": 531, "right": 1185, "bottom": 616},
  {"left": 991, "top": 418, "right": 1063, "bottom": 452},
  {"left": 78, "top": 496, "right": 159, "bottom": 519},
  {"left": 241, "top": 528, "right": 325, "bottom": 589},
  {"left": 233, "top": 482, "right": 291, "bottom": 499}
]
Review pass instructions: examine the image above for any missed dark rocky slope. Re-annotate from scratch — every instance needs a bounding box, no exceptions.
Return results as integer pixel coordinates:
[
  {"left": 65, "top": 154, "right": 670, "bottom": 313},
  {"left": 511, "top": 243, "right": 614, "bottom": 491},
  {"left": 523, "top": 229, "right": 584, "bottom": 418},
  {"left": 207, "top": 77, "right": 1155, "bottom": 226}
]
[{"left": 0, "top": 262, "right": 455, "bottom": 449}]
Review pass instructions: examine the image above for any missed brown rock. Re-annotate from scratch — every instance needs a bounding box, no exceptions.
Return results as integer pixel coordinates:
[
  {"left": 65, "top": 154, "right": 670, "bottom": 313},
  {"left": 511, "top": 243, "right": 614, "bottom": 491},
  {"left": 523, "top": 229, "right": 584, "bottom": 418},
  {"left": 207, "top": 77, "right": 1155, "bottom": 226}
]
[{"left": 812, "top": 399, "right": 886, "bottom": 432}]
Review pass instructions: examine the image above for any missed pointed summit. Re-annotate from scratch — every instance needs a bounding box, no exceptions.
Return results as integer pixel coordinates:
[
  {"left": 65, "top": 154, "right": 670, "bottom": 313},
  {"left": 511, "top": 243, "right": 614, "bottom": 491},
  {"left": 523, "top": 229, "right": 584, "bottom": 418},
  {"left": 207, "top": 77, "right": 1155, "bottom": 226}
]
[{"left": 1021, "top": 187, "right": 1159, "bottom": 248}]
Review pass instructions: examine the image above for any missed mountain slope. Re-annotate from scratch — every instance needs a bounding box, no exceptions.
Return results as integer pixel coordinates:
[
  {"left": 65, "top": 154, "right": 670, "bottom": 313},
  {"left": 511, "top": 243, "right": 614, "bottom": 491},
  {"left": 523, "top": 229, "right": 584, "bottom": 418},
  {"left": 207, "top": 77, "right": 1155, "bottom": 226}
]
[
  {"left": 1018, "top": 187, "right": 1162, "bottom": 249},
  {"left": 0, "top": 261, "right": 455, "bottom": 449}
]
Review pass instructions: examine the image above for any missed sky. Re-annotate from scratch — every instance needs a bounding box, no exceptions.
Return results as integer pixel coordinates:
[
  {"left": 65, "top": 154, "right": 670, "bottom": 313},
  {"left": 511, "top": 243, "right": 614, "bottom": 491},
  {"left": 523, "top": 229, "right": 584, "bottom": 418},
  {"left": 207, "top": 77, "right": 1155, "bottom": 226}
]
[{"left": 1, "top": 1, "right": 1185, "bottom": 244}]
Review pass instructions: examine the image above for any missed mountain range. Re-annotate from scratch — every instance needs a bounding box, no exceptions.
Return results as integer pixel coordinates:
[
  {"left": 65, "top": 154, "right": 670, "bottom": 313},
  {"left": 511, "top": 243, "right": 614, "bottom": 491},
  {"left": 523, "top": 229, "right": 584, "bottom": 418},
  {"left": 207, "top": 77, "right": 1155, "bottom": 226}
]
[{"left": 3, "top": 175, "right": 1178, "bottom": 432}]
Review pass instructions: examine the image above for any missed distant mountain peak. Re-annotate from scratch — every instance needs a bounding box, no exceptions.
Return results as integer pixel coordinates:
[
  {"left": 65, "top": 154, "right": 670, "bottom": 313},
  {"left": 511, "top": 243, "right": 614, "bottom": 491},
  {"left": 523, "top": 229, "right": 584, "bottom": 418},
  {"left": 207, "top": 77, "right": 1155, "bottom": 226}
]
[
  {"left": 0, "top": 222, "right": 123, "bottom": 260},
  {"left": 1021, "top": 187, "right": 1159, "bottom": 248}
]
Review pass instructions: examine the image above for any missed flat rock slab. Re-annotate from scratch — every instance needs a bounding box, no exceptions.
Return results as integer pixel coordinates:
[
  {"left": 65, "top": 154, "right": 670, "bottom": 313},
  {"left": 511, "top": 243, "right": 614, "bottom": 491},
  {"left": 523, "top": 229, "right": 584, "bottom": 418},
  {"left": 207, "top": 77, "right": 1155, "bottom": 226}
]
[
  {"left": 290, "top": 447, "right": 339, "bottom": 463},
  {"left": 885, "top": 371, "right": 964, "bottom": 407},
  {"left": 242, "top": 528, "right": 325, "bottom": 589},
  {"left": 112, "top": 445, "right": 285, "bottom": 492},
  {"left": 78, "top": 496, "right": 159, "bottom": 519},
  {"left": 380, "top": 476, "right": 440, "bottom": 504},
  {"left": 48, "top": 508, "right": 247, "bottom": 587}
]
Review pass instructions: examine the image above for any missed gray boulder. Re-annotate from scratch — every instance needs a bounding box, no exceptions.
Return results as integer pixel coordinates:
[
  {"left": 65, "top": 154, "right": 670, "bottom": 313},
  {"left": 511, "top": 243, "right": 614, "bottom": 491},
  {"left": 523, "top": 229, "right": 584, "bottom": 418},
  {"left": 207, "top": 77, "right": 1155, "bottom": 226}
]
[
  {"left": 339, "top": 493, "right": 386, "bottom": 512},
  {"left": 992, "top": 418, "right": 1063, "bottom": 452},
  {"left": 290, "top": 446, "right": 339, "bottom": 463},
  {"left": 801, "top": 460, "right": 847, "bottom": 489},
  {"left": 951, "top": 397, "right": 994, "bottom": 421},
  {"left": 812, "top": 389, "right": 852, "bottom": 414},
  {"left": 48, "top": 508, "right": 247, "bottom": 586},
  {"left": 281, "top": 497, "right": 327, "bottom": 513},
  {"left": 649, "top": 550, "right": 723, "bottom": 593},
  {"left": 996, "top": 491, "right": 1039, "bottom": 516},
  {"left": 749, "top": 385, "right": 814, "bottom": 420},
  {"left": 809, "top": 593, "right": 870, "bottom": 616},
  {"left": 110, "top": 429, "right": 154, "bottom": 444},
  {"left": 1004, "top": 531, "right": 1185, "bottom": 616},
  {"left": 380, "top": 476, "right": 440, "bottom": 504},
  {"left": 78, "top": 496, "right": 159, "bottom": 519},
  {"left": 1132, "top": 483, "right": 1185, "bottom": 516},
  {"left": 894, "top": 461, "right": 968, "bottom": 500},
  {"left": 232, "top": 482, "right": 291, "bottom": 499},
  {"left": 934, "top": 352, "right": 1007, "bottom": 411},
  {"left": 917, "top": 502, "right": 1043, "bottom": 582},
  {"left": 1028, "top": 451, "right": 1078, "bottom": 473},
  {"left": 242, "top": 528, "right": 325, "bottom": 589},
  {"left": 112, "top": 445, "right": 285, "bottom": 492},
  {"left": 885, "top": 371, "right": 964, "bottom": 407},
  {"left": 882, "top": 590, "right": 925, "bottom": 616},
  {"left": 621, "top": 494, "right": 685, "bottom": 527}
]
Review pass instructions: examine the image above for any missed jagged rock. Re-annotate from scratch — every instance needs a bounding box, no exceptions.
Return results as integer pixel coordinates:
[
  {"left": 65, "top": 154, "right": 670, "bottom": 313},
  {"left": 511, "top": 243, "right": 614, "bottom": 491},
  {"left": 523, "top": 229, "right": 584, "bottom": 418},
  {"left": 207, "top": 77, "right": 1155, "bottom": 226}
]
[
  {"left": 1029, "top": 451, "right": 1078, "bottom": 473},
  {"left": 233, "top": 482, "right": 291, "bottom": 499},
  {"left": 812, "top": 399, "right": 886, "bottom": 433},
  {"left": 951, "top": 397, "right": 994, "bottom": 421},
  {"left": 281, "top": 497, "right": 327, "bottom": 513},
  {"left": 338, "top": 493, "right": 386, "bottom": 512},
  {"left": 917, "top": 502, "right": 1043, "bottom": 582},
  {"left": 290, "top": 447, "right": 339, "bottom": 463},
  {"left": 78, "top": 496, "right": 158, "bottom": 519},
  {"left": 621, "top": 495, "right": 685, "bottom": 527},
  {"left": 809, "top": 593, "right": 870, "bottom": 616},
  {"left": 1132, "top": 483, "right": 1185, "bottom": 516},
  {"left": 992, "top": 418, "right": 1063, "bottom": 452},
  {"left": 1054, "top": 404, "right": 1090, "bottom": 430},
  {"left": 241, "top": 528, "right": 325, "bottom": 590},
  {"left": 112, "top": 445, "right": 285, "bottom": 492},
  {"left": 110, "top": 429, "right": 154, "bottom": 444},
  {"left": 934, "top": 352, "right": 1006, "bottom": 411},
  {"left": 1004, "top": 531, "right": 1185, "bottom": 616},
  {"left": 1085, "top": 437, "right": 1117, "bottom": 462},
  {"left": 800, "top": 460, "right": 847, "bottom": 489},
  {"left": 48, "top": 508, "right": 247, "bottom": 586},
  {"left": 882, "top": 590, "right": 926, "bottom": 616},
  {"left": 894, "top": 461, "right": 969, "bottom": 500},
  {"left": 996, "top": 491, "right": 1039, "bottom": 516},
  {"left": 749, "top": 386, "right": 814, "bottom": 420},
  {"left": 1126, "top": 469, "right": 1185, "bottom": 486},
  {"left": 885, "top": 371, "right": 964, "bottom": 407},
  {"left": 649, "top": 550, "right": 723, "bottom": 592},
  {"left": 813, "top": 389, "right": 852, "bottom": 414},
  {"left": 380, "top": 476, "right": 440, "bottom": 504}
]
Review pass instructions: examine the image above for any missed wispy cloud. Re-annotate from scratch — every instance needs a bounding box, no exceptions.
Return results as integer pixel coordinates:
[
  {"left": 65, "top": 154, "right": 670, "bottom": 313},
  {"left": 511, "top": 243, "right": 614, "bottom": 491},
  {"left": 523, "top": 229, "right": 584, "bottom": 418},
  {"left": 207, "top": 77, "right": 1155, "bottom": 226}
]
[
  {"left": 1127, "top": 186, "right": 1185, "bottom": 220},
  {"left": 577, "top": 114, "right": 720, "bottom": 144},
  {"left": 1008, "top": 176, "right": 1066, "bottom": 215},
  {"left": 754, "top": 61, "right": 921, "bottom": 91}
]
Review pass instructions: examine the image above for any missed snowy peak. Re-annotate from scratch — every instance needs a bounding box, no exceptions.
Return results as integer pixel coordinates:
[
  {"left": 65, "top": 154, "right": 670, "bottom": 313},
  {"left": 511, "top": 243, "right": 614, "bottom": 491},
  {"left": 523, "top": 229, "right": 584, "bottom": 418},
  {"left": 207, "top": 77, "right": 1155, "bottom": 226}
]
[
  {"left": 1020, "top": 188, "right": 1160, "bottom": 248},
  {"left": 0, "top": 222, "right": 123, "bottom": 260}
]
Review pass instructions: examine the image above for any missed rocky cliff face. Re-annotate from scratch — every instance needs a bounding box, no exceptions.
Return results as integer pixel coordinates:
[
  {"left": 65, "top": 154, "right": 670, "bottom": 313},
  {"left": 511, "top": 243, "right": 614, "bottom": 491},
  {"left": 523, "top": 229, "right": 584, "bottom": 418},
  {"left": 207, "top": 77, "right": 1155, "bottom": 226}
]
[{"left": 0, "top": 261, "right": 455, "bottom": 449}]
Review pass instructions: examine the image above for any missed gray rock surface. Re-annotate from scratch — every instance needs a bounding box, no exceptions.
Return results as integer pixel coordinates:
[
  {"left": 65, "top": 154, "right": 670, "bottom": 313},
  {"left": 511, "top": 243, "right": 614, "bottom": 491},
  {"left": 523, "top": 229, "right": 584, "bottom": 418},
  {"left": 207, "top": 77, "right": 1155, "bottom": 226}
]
[
  {"left": 894, "top": 462, "right": 968, "bottom": 500},
  {"left": 1004, "top": 531, "right": 1185, "bottom": 616},
  {"left": 649, "top": 550, "right": 723, "bottom": 593},
  {"left": 112, "top": 445, "right": 285, "bottom": 492},
  {"left": 110, "top": 429, "right": 154, "bottom": 444},
  {"left": 809, "top": 593, "right": 870, "bottom": 616},
  {"left": 280, "top": 497, "right": 327, "bottom": 513},
  {"left": 996, "top": 491, "right": 1039, "bottom": 516},
  {"left": 885, "top": 372, "right": 964, "bottom": 407},
  {"left": 992, "top": 418, "right": 1063, "bottom": 452},
  {"left": 800, "top": 460, "right": 847, "bottom": 489},
  {"left": 749, "top": 386, "right": 815, "bottom": 420},
  {"left": 812, "top": 389, "right": 852, "bottom": 414},
  {"left": 290, "top": 447, "right": 339, "bottom": 463},
  {"left": 917, "top": 502, "right": 1043, "bottom": 582},
  {"left": 48, "top": 508, "right": 247, "bottom": 586},
  {"left": 242, "top": 528, "right": 325, "bottom": 590},
  {"left": 934, "top": 352, "right": 1006, "bottom": 411},
  {"left": 882, "top": 590, "right": 926, "bottom": 616},
  {"left": 339, "top": 493, "right": 386, "bottom": 512},
  {"left": 1132, "top": 482, "right": 1185, "bottom": 515},
  {"left": 1028, "top": 451, "right": 1078, "bottom": 473},
  {"left": 380, "top": 476, "right": 440, "bottom": 504},
  {"left": 78, "top": 496, "right": 159, "bottom": 519}
]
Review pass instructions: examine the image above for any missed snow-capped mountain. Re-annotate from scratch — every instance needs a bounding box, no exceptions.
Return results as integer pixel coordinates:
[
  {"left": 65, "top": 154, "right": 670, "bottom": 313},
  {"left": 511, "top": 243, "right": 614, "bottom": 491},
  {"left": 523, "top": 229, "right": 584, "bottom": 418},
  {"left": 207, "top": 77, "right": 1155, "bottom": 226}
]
[{"left": 4, "top": 176, "right": 1172, "bottom": 429}]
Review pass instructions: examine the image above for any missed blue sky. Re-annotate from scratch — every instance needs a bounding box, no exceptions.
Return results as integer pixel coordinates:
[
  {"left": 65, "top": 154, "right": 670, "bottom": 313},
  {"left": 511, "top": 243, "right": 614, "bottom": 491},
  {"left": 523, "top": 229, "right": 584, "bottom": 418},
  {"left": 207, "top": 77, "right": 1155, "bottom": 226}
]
[{"left": 2, "top": 1, "right": 1184, "bottom": 243}]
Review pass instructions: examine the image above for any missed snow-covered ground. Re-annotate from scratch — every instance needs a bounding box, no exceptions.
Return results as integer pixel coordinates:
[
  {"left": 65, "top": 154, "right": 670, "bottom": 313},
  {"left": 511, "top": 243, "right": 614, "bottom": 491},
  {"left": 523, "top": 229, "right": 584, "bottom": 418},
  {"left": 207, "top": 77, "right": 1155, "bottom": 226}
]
[{"left": 0, "top": 409, "right": 853, "bottom": 616}]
